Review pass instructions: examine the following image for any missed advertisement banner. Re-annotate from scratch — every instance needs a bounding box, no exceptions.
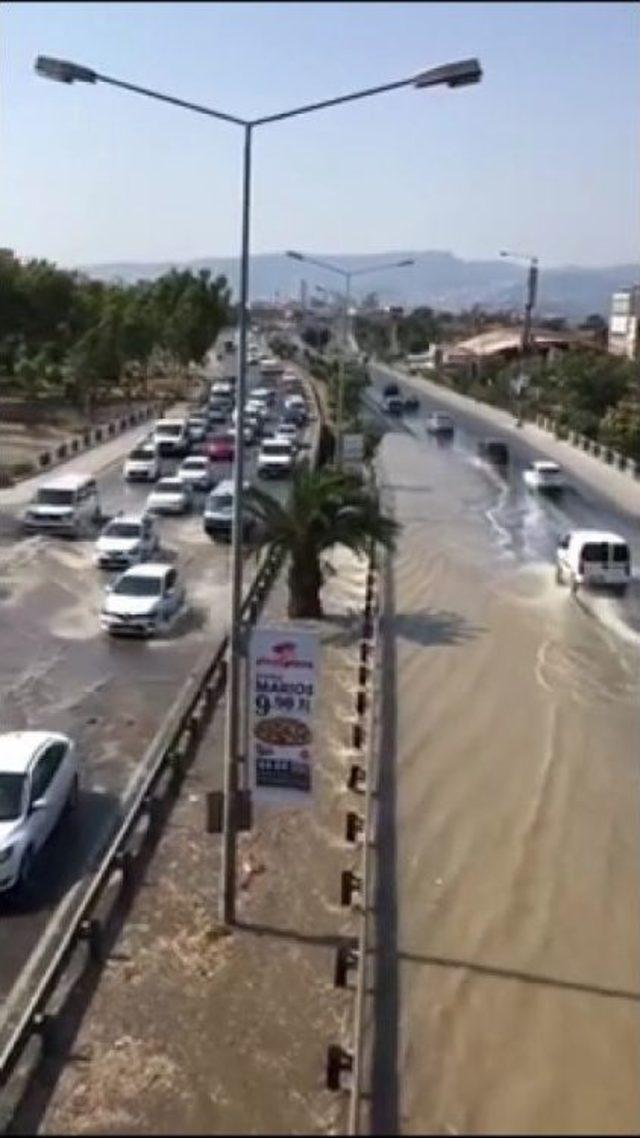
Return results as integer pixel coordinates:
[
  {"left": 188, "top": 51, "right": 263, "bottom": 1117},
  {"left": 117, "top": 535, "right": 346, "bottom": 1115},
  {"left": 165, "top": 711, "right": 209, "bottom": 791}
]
[{"left": 248, "top": 627, "right": 319, "bottom": 807}]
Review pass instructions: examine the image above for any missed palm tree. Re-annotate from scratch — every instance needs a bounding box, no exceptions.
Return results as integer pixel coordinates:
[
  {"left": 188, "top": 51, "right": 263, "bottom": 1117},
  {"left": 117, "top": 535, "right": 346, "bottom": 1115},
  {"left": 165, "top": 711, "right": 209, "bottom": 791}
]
[{"left": 245, "top": 467, "right": 398, "bottom": 619}]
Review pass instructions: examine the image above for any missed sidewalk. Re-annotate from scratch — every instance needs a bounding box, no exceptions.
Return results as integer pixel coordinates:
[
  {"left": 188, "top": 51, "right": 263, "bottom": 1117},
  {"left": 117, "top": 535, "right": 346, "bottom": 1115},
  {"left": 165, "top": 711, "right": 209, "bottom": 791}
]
[
  {"left": 375, "top": 361, "right": 640, "bottom": 519},
  {"left": 37, "top": 547, "right": 369, "bottom": 1135}
]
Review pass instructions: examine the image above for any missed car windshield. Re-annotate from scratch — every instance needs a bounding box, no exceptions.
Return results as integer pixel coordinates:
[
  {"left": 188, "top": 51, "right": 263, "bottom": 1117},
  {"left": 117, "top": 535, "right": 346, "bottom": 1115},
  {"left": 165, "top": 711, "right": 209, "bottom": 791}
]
[
  {"left": 0, "top": 773, "right": 25, "bottom": 821},
  {"left": 262, "top": 443, "right": 292, "bottom": 456},
  {"left": 129, "top": 448, "right": 154, "bottom": 461},
  {"left": 156, "top": 480, "right": 183, "bottom": 493},
  {"left": 211, "top": 494, "right": 233, "bottom": 510},
  {"left": 35, "top": 488, "right": 75, "bottom": 506},
  {"left": 613, "top": 544, "right": 630, "bottom": 562},
  {"left": 155, "top": 424, "right": 183, "bottom": 438},
  {"left": 182, "top": 459, "right": 205, "bottom": 470},
  {"left": 105, "top": 522, "right": 141, "bottom": 539},
  {"left": 113, "top": 575, "right": 163, "bottom": 597}
]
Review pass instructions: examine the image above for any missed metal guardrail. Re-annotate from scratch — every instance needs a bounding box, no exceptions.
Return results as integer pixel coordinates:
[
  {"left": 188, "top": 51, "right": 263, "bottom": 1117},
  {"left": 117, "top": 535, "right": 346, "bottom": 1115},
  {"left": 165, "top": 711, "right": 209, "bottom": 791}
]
[
  {"left": 0, "top": 361, "right": 322, "bottom": 1116},
  {"left": 325, "top": 525, "right": 382, "bottom": 1134}
]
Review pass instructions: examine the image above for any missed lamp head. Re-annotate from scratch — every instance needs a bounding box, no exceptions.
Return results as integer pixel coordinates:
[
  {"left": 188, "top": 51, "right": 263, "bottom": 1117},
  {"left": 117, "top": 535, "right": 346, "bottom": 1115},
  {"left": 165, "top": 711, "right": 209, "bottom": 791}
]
[
  {"left": 35, "top": 56, "right": 97, "bottom": 84},
  {"left": 414, "top": 58, "right": 482, "bottom": 90}
]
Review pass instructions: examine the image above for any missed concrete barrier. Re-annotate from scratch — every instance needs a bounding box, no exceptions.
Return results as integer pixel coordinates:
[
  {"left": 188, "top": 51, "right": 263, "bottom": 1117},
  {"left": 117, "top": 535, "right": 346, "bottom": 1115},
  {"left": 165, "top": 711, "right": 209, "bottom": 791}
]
[{"left": 56, "top": 444, "right": 68, "bottom": 460}]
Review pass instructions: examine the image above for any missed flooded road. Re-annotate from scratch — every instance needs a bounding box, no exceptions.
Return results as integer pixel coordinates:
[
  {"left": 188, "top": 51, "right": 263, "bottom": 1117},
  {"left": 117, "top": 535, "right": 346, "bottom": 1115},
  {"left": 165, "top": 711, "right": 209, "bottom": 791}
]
[
  {"left": 0, "top": 357, "right": 299, "bottom": 1000},
  {"left": 369, "top": 417, "right": 640, "bottom": 1134}
]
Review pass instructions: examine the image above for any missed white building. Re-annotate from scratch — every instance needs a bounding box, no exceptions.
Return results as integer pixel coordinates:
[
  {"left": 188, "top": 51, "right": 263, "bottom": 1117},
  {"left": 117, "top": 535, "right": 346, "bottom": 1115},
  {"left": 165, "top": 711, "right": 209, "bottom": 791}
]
[{"left": 608, "top": 286, "right": 640, "bottom": 360}]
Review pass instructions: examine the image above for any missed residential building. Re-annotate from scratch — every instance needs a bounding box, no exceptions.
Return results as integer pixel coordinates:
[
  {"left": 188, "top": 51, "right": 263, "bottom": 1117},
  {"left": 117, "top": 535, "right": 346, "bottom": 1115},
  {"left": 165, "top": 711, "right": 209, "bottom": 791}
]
[{"left": 608, "top": 286, "right": 640, "bottom": 360}]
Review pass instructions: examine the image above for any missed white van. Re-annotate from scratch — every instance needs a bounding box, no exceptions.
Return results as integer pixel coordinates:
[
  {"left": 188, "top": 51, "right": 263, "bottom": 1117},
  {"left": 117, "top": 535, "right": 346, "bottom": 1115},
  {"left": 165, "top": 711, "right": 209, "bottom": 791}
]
[
  {"left": 153, "top": 418, "right": 189, "bottom": 458},
  {"left": 22, "top": 473, "right": 101, "bottom": 536},
  {"left": 556, "top": 529, "right": 632, "bottom": 595}
]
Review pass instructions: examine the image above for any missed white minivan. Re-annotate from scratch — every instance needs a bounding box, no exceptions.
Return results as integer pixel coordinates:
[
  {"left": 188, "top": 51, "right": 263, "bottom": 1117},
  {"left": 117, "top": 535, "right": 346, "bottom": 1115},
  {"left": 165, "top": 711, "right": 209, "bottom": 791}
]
[
  {"left": 153, "top": 418, "right": 190, "bottom": 458},
  {"left": 556, "top": 529, "right": 632, "bottom": 595},
  {"left": 22, "top": 473, "right": 101, "bottom": 536}
]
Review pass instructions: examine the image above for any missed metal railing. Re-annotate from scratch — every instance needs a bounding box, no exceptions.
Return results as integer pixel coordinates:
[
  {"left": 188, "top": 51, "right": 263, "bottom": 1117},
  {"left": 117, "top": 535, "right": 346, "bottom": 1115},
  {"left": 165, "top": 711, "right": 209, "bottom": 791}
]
[{"left": 325, "top": 528, "right": 383, "bottom": 1134}]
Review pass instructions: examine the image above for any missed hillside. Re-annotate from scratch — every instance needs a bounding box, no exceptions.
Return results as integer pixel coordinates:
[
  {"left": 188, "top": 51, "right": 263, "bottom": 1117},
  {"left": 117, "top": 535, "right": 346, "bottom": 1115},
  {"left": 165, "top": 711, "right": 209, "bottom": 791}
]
[{"left": 78, "top": 250, "right": 640, "bottom": 321}]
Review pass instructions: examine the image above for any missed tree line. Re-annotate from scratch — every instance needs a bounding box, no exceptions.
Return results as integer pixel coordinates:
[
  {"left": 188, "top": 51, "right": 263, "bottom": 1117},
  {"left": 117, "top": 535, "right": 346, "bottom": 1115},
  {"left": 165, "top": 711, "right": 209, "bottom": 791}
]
[{"left": 0, "top": 250, "right": 232, "bottom": 411}]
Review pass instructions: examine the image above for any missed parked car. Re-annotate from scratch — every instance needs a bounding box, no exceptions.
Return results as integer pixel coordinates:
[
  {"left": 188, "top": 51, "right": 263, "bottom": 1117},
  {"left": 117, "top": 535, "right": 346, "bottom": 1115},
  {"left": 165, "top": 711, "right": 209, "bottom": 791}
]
[
  {"left": 0, "top": 731, "right": 79, "bottom": 895},
  {"left": 383, "top": 382, "right": 400, "bottom": 397},
  {"left": 93, "top": 512, "right": 159, "bottom": 570},
  {"left": 556, "top": 529, "right": 631, "bottom": 595},
  {"left": 146, "top": 477, "right": 193, "bottom": 515},
  {"left": 123, "top": 442, "right": 161, "bottom": 483},
  {"left": 206, "top": 433, "right": 235, "bottom": 463},
  {"left": 203, "top": 479, "right": 255, "bottom": 542},
  {"left": 153, "top": 418, "right": 190, "bottom": 458},
  {"left": 257, "top": 438, "right": 295, "bottom": 479},
  {"left": 22, "top": 474, "right": 101, "bottom": 537},
  {"left": 478, "top": 439, "right": 509, "bottom": 467},
  {"left": 177, "top": 455, "right": 215, "bottom": 492},
  {"left": 426, "top": 411, "right": 455, "bottom": 436},
  {"left": 523, "top": 460, "right": 566, "bottom": 493},
  {"left": 101, "top": 562, "right": 186, "bottom": 637}
]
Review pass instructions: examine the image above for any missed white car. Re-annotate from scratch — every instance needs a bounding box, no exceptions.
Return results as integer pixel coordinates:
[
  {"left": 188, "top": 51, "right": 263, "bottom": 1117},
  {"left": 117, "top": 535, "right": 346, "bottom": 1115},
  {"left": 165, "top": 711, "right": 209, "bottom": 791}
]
[
  {"left": 153, "top": 418, "right": 190, "bottom": 458},
  {"left": 556, "top": 529, "right": 631, "bottom": 595},
  {"left": 257, "top": 438, "right": 295, "bottom": 479},
  {"left": 0, "top": 732, "right": 78, "bottom": 895},
  {"left": 100, "top": 563, "right": 186, "bottom": 637},
  {"left": 426, "top": 411, "right": 455, "bottom": 435},
  {"left": 177, "top": 455, "right": 214, "bottom": 492},
  {"left": 94, "top": 512, "right": 160, "bottom": 570},
  {"left": 523, "top": 460, "right": 565, "bottom": 493},
  {"left": 146, "top": 477, "right": 193, "bottom": 515},
  {"left": 187, "top": 416, "right": 208, "bottom": 444},
  {"left": 273, "top": 423, "right": 300, "bottom": 449},
  {"left": 123, "top": 442, "right": 161, "bottom": 483}
]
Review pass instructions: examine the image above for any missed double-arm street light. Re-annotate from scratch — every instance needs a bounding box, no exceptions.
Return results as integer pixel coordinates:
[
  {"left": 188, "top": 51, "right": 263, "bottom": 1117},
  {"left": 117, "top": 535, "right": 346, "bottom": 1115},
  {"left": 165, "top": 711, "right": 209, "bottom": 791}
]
[
  {"left": 287, "top": 250, "right": 414, "bottom": 461},
  {"left": 499, "top": 249, "right": 539, "bottom": 354},
  {"left": 35, "top": 52, "right": 482, "bottom": 926}
]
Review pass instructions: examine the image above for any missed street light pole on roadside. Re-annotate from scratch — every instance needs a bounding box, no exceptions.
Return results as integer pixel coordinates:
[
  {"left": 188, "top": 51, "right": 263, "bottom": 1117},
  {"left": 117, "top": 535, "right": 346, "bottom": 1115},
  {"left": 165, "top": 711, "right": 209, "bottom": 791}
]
[
  {"left": 287, "top": 251, "right": 414, "bottom": 463},
  {"left": 35, "top": 52, "right": 482, "bottom": 927},
  {"left": 499, "top": 249, "right": 539, "bottom": 354}
]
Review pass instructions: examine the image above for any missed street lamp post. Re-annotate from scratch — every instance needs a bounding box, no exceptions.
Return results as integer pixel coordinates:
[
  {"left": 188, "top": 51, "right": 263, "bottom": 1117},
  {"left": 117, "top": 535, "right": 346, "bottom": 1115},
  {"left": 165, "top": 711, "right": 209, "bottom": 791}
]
[
  {"left": 287, "top": 251, "right": 414, "bottom": 462},
  {"left": 35, "top": 53, "right": 482, "bottom": 926},
  {"left": 499, "top": 249, "right": 539, "bottom": 355}
]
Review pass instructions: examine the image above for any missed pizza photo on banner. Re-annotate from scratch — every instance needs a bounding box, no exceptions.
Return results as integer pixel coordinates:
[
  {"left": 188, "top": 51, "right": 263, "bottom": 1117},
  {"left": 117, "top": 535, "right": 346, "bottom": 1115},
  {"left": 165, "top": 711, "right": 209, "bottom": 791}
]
[{"left": 248, "top": 627, "right": 319, "bottom": 808}]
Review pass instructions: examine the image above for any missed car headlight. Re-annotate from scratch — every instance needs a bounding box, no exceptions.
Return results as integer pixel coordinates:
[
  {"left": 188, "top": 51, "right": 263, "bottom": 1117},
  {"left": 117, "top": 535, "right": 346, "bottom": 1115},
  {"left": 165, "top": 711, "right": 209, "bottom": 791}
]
[{"left": 0, "top": 846, "right": 15, "bottom": 864}]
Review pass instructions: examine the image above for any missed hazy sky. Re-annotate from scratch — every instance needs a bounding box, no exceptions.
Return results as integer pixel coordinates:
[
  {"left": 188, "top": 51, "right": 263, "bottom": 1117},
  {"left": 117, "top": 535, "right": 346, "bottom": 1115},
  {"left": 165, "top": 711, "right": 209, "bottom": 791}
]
[{"left": 3, "top": 1, "right": 638, "bottom": 268}]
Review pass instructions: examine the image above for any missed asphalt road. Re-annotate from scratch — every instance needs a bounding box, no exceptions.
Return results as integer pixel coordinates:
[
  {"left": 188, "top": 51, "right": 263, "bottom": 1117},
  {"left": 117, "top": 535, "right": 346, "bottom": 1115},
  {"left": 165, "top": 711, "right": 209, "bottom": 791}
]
[{"left": 0, "top": 344, "right": 306, "bottom": 998}]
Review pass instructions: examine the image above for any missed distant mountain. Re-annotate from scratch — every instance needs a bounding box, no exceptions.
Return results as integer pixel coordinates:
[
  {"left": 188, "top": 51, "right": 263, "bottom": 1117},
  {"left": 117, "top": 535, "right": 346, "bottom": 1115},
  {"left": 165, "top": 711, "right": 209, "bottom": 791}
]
[{"left": 77, "top": 250, "right": 640, "bottom": 321}]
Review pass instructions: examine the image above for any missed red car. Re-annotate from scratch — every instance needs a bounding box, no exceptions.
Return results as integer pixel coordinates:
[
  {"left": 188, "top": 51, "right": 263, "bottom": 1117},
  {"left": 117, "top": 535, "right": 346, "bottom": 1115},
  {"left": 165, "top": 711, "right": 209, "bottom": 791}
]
[{"left": 206, "top": 433, "right": 235, "bottom": 462}]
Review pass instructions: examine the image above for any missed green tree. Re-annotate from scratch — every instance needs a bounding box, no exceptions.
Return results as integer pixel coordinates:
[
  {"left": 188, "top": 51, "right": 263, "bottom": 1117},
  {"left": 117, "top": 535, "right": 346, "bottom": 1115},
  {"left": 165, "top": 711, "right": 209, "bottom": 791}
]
[
  {"left": 599, "top": 398, "right": 640, "bottom": 462},
  {"left": 245, "top": 468, "right": 398, "bottom": 618}
]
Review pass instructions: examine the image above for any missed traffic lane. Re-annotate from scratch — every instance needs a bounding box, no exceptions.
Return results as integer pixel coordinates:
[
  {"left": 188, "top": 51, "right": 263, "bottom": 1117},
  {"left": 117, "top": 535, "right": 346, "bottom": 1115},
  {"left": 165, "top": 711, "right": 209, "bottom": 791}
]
[
  {"left": 377, "top": 428, "right": 640, "bottom": 1131},
  {"left": 367, "top": 372, "right": 640, "bottom": 560},
  {"left": 0, "top": 455, "right": 300, "bottom": 997},
  {"left": 367, "top": 392, "right": 640, "bottom": 637},
  {"left": 370, "top": 362, "right": 640, "bottom": 527}
]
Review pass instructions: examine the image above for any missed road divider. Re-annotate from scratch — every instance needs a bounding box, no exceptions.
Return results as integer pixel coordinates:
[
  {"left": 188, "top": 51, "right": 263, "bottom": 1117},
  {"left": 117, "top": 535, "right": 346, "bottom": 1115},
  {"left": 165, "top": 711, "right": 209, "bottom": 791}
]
[{"left": 34, "top": 405, "right": 159, "bottom": 477}]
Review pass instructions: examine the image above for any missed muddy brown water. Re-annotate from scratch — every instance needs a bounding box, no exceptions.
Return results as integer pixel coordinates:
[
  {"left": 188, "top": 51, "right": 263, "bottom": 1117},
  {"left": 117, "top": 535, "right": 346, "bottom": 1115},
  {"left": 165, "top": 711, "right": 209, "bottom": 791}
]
[{"left": 369, "top": 428, "right": 640, "bottom": 1135}]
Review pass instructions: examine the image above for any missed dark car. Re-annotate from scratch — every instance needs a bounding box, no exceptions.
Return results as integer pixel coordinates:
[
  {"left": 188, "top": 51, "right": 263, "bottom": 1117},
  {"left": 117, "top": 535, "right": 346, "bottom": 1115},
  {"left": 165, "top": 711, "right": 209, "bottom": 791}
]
[
  {"left": 404, "top": 395, "right": 420, "bottom": 413},
  {"left": 383, "top": 396, "right": 404, "bottom": 416},
  {"left": 383, "top": 382, "right": 400, "bottom": 397},
  {"left": 478, "top": 439, "right": 509, "bottom": 466}
]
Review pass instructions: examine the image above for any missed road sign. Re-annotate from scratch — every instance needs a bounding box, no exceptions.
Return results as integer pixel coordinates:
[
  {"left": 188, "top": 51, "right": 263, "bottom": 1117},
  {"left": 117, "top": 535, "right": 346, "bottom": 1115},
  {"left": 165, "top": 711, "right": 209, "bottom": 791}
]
[{"left": 248, "top": 627, "right": 320, "bottom": 808}]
